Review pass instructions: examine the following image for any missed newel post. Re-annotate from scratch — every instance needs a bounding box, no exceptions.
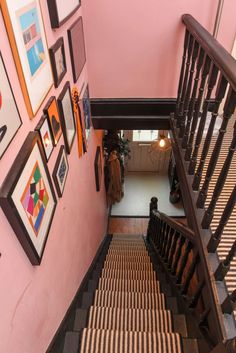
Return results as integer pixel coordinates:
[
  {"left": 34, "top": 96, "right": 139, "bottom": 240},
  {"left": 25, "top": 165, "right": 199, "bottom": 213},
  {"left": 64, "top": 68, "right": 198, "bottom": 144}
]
[
  {"left": 147, "top": 197, "right": 158, "bottom": 243},
  {"left": 149, "top": 197, "right": 158, "bottom": 217}
]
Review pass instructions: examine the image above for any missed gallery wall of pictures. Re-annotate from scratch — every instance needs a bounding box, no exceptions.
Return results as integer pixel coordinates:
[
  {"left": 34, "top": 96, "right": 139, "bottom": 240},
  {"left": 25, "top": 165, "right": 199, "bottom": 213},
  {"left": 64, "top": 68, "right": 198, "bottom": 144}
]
[{"left": 0, "top": 0, "right": 100, "bottom": 267}]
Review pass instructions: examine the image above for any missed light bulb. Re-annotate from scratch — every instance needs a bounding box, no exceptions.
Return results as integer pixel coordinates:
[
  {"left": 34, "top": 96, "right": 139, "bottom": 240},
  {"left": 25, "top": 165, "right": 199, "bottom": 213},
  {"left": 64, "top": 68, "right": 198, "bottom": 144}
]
[{"left": 159, "top": 138, "right": 165, "bottom": 148}]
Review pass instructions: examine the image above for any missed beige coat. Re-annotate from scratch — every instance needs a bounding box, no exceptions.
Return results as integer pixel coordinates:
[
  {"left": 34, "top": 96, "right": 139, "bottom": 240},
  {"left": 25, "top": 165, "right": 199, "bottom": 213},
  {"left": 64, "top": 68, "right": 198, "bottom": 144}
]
[{"left": 107, "top": 151, "right": 123, "bottom": 205}]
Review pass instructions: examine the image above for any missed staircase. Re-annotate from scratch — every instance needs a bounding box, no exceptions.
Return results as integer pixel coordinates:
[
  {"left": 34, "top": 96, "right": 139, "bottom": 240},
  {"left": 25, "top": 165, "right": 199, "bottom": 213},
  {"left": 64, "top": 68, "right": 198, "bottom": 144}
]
[{"left": 62, "top": 234, "right": 207, "bottom": 353}]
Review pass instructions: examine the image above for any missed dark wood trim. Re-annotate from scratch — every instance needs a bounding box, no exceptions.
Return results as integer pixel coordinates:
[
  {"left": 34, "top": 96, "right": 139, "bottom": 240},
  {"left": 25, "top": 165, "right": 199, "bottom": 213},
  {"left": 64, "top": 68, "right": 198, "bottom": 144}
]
[
  {"left": 46, "top": 233, "right": 111, "bottom": 353},
  {"left": 170, "top": 115, "right": 225, "bottom": 343},
  {"left": 182, "top": 14, "right": 236, "bottom": 91},
  {"left": 91, "top": 98, "right": 176, "bottom": 116},
  {"left": 47, "top": 0, "right": 81, "bottom": 29},
  {"left": 92, "top": 115, "right": 171, "bottom": 130}
]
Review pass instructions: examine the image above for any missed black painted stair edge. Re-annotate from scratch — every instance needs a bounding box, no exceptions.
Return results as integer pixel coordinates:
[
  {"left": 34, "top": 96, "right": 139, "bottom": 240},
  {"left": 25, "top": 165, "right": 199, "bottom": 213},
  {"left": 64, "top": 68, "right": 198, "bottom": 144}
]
[{"left": 46, "top": 234, "right": 112, "bottom": 353}]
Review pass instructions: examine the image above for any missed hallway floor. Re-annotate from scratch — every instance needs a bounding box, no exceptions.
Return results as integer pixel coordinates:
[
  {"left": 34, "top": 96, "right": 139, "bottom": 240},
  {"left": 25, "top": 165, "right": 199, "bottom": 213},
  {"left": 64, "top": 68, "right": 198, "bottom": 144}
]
[{"left": 111, "top": 172, "right": 185, "bottom": 217}]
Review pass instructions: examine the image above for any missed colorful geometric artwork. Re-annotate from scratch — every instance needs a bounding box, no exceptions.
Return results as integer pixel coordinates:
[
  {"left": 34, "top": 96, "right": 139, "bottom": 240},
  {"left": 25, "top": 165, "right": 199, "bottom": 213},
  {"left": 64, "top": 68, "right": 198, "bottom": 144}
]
[
  {"left": 44, "top": 96, "right": 62, "bottom": 146},
  {"left": 18, "top": 5, "right": 45, "bottom": 77},
  {"left": 21, "top": 162, "right": 49, "bottom": 236},
  {"left": 0, "top": 132, "right": 57, "bottom": 265}
]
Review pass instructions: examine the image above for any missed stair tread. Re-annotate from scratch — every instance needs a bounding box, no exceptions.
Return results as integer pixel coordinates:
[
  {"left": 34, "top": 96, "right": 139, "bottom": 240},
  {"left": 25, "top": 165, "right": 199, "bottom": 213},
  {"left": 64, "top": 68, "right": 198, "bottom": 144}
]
[
  {"left": 80, "top": 328, "right": 183, "bottom": 353},
  {"left": 98, "top": 278, "right": 160, "bottom": 292},
  {"left": 87, "top": 306, "right": 173, "bottom": 332}
]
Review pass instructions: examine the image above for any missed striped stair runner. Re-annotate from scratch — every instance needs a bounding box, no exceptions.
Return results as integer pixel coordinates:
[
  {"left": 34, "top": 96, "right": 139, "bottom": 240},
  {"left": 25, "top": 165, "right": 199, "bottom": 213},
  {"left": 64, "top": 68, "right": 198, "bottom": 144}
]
[
  {"left": 197, "top": 114, "right": 236, "bottom": 317},
  {"left": 78, "top": 234, "right": 184, "bottom": 353}
]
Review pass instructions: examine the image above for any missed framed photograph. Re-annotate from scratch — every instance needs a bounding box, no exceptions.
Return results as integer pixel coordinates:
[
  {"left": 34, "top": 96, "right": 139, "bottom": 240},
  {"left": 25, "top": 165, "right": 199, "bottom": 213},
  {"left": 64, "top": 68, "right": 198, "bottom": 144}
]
[
  {"left": 94, "top": 146, "right": 102, "bottom": 192},
  {"left": 47, "top": 0, "right": 81, "bottom": 29},
  {"left": 44, "top": 97, "right": 62, "bottom": 146},
  {"left": 82, "top": 85, "right": 92, "bottom": 140},
  {"left": 35, "top": 115, "right": 54, "bottom": 161},
  {"left": 49, "top": 37, "right": 67, "bottom": 88},
  {"left": 52, "top": 146, "right": 69, "bottom": 197},
  {"left": 68, "top": 17, "right": 86, "bottom": 83},
  {"left": 0, "top": 132, "right": 57, "bottom": 265},
  {"left": 57, "top": 82, "right": 76, "bottom": 154},
  {"left": 1, "top": 0, "right": 53, "bottom": 118},
  {"left": 0, "top": 52, "right": 22, "bottom": 159}
]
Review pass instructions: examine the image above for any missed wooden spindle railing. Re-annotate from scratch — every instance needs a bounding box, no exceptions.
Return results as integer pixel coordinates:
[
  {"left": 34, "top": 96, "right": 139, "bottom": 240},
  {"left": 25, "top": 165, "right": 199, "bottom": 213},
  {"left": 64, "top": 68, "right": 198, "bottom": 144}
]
[
  {"left": 207, "top": 184, "right": 236, "bottom": 252},
  {"left": 201, "top": 116, "right": 236, "bottom": 228},
  {"left": 221, "top": 290, "right": 236, "bottom": 315},
  {"left": 214, "top": 240, "right": 236, "bottom": 281},
  {"left": 192, "top": 75, "right": 228, "bottom": 191},
  {"left": 182, "top": 48, "right": 205, "bottom": 149}
]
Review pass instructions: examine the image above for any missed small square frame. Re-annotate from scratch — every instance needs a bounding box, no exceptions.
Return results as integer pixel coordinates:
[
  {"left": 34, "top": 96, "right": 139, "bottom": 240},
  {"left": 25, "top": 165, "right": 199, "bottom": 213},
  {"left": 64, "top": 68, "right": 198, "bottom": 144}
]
[
  {"left": 52, "top": 145, "right": 69, "bottom": 197},
  {"left": 49, "top": 37, "right": 67, "bottom": 88}
]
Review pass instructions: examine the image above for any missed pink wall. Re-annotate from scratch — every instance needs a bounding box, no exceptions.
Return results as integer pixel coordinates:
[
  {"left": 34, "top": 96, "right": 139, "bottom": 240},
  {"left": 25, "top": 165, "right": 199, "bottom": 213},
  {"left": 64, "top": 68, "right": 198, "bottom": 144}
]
[
  {"left": 82, "top": 0, "right": 235, "bottom": 98},
  {"left": 0, "top": 2, "right": 108, "bottom": 353}
]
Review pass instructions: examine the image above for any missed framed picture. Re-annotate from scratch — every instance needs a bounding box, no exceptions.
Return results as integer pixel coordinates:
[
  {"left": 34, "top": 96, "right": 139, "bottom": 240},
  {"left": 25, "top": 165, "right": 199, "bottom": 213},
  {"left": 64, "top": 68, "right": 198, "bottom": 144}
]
[
  {"left": 71, "top": 86, "right": 86, "bottom": 157},
  {"left": 1, "top": 0, "right": 53, "bottom": 118},
  {"left": 49, "top": 37, "right": 67, "bottom": 88},
  {"left": 0, "top": 132, "right": 57, "bottom": 265},
  {"left": 68, "top": 17, "right": 86, "bottom": 83},
  {"left": 44, "top": 97, "right": 62, "bottom": 146},
  {"left": 35, "top": 115, "right": 54, "bottom": 161},
  {"left": 0, "top": 52, "right": 22, "bottom": 159},
  {"left": 52, "top": 146, "right": 69, "bottom": 197},
  {"left": 94, "top": 146, "right": 102, "bottom": 192},
  {"left": 47, "top": 0, "right": 81, "bottom": 29},
  {"left": 57, "top": 82, "right": 76, "bottom": 154},
  {"left": 82, "top": 85, "right": 92, "bottom": 140}
]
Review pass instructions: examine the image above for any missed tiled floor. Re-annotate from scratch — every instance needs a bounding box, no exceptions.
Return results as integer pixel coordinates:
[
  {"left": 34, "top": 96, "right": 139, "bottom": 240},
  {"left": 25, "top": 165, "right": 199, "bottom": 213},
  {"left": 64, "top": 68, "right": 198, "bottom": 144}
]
[
  {"left": 108, "top": 217, "right": 149, "bottom": 235},
  {"left": 111, "top": 172, "right": 185, "bottom": 217}
]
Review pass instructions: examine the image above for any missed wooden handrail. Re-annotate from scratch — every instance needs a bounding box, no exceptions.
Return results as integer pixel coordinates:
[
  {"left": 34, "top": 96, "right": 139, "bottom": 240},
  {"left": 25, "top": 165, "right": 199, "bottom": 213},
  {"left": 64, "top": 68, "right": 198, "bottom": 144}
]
[
  {"left": 182, "top": 14, "right": 236, "bottom": 91},
  {"left": 153, "top": 210, "right": 195, "bottom": 243}
]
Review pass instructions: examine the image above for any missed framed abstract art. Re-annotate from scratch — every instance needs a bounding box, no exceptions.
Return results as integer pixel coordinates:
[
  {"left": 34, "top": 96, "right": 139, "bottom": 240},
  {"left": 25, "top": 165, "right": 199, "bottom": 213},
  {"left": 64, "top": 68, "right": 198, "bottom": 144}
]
[
  {"left": 0, "top": 132, "right": 57, "bottom": 265},
  {"left": 82, "top": 85, "right": 92, "bottom": 140},
  {"left": 43, "top": 97, "right": 62, "bottom": 146},
  {"left": 35, "top": 115, "right": 54, "bottom": 161},
  {"left": 47, "top": 0, "right": 81, "bottom": 28},
  {"left": 94, "top": 146, "right": 102, "bottom": 192},
  {"left": 57, "top": 82, "right": 76, "bottom": 154},
  {"left": 49, "top": 37, "right": 67, "bottom": 88},
  {"left": 0, "top": 52, "right": 22, "bottom": 159},
  {"left": 68, "top": 17, "right": 86, "bottom": 83},
  {"left": 52, "top": 146, "right": 69, "bottom": 197},
  {"left": 1, "top": 0, "right": 53, "bottom": 118}
]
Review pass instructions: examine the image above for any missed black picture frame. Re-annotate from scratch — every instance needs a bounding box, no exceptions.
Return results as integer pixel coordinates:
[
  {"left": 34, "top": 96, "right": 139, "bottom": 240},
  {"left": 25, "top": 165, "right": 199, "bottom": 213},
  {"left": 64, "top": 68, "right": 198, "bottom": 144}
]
[
  {"left": 47, "top": 0, "right": 81, "bottom": 29},
  {"left": 0, "top": 52, "right": 22, "bottom": 159},
  {"left": 35, "top": 115, "right": 54, "bottom": 161},
  {"left": 57, "top": 82, "right": 76, "bottom": 154},
  {"left": 0, "top": 131, "right": 57, "bottom": 265},
  {"left": 49, "top": 37, "right": 67, "bottom": 88},
  {"left": 52, "top": 145, "right": 69, "bottom": 197},
  {"left": 94, "top": 146, "right": 102, "bottom": 192},
  {"left": 68, "top": 17, "right": 86, "bottom": 83},
  {"left": 43, "top": 96, "right": 62, "bottom": 146}
]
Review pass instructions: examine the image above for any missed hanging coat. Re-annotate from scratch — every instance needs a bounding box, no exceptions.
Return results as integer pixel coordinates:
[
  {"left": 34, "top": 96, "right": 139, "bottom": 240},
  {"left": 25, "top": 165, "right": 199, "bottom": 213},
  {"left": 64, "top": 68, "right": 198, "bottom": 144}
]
[{"left": 107, "top": 151, "right": 123, "bottom": 205}]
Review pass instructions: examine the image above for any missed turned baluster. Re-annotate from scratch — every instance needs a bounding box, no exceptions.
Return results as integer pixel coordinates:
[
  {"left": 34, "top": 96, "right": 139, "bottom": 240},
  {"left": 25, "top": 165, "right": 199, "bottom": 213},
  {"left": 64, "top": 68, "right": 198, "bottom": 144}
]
[
  {"left": 156, "top": 218, "right": 162, "bottom": 249},
  {"left": 208, "top": 184, "right": 236, "bottom": 252},
  {"left": 214, "top": 240, "right": 236, "bottom": 281},
  {"left": 197, "top": 87, "right": 236, "bottom": 209},
  {"left": 202, "top": 119, "right": 236, "bottom": 228},
  {"left": 177, "top": 35, "right": 194, "bottom": 128},
  {"left": 189, "top": 280, "right": 205, "bottom": 308},
  {"left": 176, "top": 241, "right": 193, "bottom": 284},
  {"left": 164, "top": 228, "right": 175, "bottom": 263},
  {"left": 176, "top": 30, "right": 190, "bottom": 120},
  {"left": 171, "top": 236, "right": 185, "bottom": 276},
  {"left": 185, "top": 54, "right": 211, "bottom": 161},
  {"left": 181, "top": 252, "right": 200, "bottom": 295},
  {"left": 182, "top": 48, "right": 205, "bottom": 149},
  {"left": 161, "top": 224, "right": 170, "bottom": 258},
  {"left": 179, "top": 40, "right": 199, "bottom": 138},
  {"left": 192, "top": 76, "right": 228, "bottom": 191},
  {"left": 221, "top": 290, "right": 236, "bottom": 314},
  {"left": 188, "top": 64, "right": 219, "bottom": 175},
  {"left": 159, "top": 221, "right": 167, "bottom": 253},
  {"left": 167, "top": 231, "right": 180, "bottom": 270}
]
